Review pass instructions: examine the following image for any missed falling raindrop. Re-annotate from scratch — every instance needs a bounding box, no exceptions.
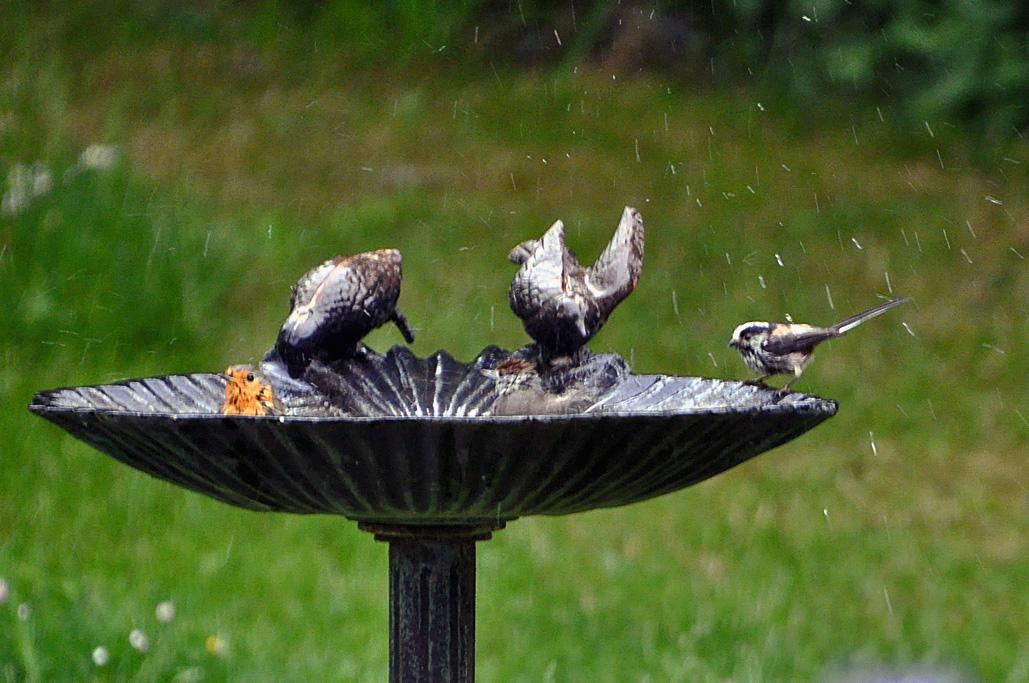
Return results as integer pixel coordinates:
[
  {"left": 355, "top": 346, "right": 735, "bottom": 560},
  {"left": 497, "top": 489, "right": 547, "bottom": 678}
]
[
  {"left": 774, "top": 253, "right": 784, "bottom": 267},
  {"left": 671, "top": 290, "right": 680, "bottom": 319},
  {"left": 883, "top": 586, "right": 894, "bottom": 615},
  {"left": 868, "top": 431, "right": 878, "bottom": 457},
  {"left": 850, "top": 237, "right": 863, "bottom": 250},
  {"left": 757, "top": 275, "right": 766, "bottom": 289},
  {"left": 92, "top": 646, "right": 110, "bottom": 667},
  {"left": 901, "top": 322, "right": 915, "bottom": 337},
  {"left": 960, "top": 248, "right": 973, "bottom": 264},
  {"left": 824, "top": 284, "right": 834, "bottom": 310},
  {"left": 884, "top": 271, "right": 893, "bottom": 293},
  {"left": 0, "top": 577, "right": 7, "bottom": 604},
  {"left": 707, "top": 352, "right": 718, "bottom": 368}
]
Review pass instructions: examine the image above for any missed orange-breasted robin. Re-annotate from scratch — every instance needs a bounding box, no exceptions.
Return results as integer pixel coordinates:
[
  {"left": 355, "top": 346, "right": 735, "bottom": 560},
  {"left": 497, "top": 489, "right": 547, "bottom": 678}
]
[
  {"left": 221, "top": 365, "right": 283, "bottom": 415},
  {"left": 508, "top": 206, "right": 644, "bottom": 361},
  {"left": 276, "top": 249, "right": 415, "bottom": 377}
]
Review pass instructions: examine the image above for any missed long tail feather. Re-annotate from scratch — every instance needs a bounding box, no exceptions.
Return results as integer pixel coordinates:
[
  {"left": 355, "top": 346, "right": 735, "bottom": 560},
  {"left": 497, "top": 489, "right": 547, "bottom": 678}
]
[{"left": 832, "top": 296, "right": 910, "bottom": 335}]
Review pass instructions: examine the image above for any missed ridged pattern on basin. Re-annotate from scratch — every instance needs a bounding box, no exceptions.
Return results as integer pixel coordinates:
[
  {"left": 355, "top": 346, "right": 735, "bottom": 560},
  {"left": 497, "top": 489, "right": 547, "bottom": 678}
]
[
  {"left": 29, "top": 348, "right": 837, "bottom": 524},
  {"left": 293, "top": 347, "right": 509, "bottom": 417}
]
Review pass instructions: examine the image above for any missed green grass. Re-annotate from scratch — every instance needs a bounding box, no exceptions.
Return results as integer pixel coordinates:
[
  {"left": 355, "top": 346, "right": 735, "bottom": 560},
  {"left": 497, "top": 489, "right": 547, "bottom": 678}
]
[{"left": 2, "top": 6, "right": 1027, "bottom": 681}]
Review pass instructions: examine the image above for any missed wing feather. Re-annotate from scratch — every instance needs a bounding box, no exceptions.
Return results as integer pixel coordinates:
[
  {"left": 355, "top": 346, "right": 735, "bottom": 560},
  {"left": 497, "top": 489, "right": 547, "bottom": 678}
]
[
  {"left": 762, "top": 328, "right": 836, "bottom": 355},
  {"left": 585, "top": 206, "right": 644, "bottom": 313}
]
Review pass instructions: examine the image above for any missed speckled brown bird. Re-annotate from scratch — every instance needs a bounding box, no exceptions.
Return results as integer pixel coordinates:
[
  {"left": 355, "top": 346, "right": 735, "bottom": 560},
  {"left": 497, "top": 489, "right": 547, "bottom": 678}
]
[
  {"left": 276, "top": 249, "right": 415, "bottom": 376},
  {"left": 508, "top": 206, "right": 644, "bottom": 361},
  {"left": 221, "top": 366, "right": 282, "bottom": 415}
]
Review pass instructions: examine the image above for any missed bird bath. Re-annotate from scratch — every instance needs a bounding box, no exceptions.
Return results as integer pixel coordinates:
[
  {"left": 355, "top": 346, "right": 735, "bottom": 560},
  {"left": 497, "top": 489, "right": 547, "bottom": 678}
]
[
  {"left": 29, "top": 347, "right": 835, "bottom": 681},
  {"left": 28, "top": 209, "right": 838, "bottom": 680}
]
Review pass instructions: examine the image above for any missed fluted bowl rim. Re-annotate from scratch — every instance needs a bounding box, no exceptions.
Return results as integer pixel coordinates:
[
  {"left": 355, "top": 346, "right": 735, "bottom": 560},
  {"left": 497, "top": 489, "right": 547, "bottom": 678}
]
[{"left": 27, "top": 356, "right": 838, "bottom": 524}]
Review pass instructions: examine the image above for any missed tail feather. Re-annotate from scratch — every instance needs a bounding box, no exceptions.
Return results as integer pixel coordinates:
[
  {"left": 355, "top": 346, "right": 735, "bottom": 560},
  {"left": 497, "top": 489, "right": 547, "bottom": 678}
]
[
  {"left": 392, "top": 310, "right": 416, "bottom": 344},
  {"left": 832, "top": 296, "right": 910, "bottom": 335}
]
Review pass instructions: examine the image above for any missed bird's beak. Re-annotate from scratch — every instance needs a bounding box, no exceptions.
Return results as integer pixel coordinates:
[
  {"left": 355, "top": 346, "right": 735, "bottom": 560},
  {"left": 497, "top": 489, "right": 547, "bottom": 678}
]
[{"left": 728, "top": 339, "right": 738, "bottom": 349}]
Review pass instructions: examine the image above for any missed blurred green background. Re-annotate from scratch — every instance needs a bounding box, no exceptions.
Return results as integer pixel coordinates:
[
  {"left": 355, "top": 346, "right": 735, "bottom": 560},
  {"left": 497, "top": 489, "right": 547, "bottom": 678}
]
[{"left": 1, "top": 2, "right": 1026, "bottom": 681}]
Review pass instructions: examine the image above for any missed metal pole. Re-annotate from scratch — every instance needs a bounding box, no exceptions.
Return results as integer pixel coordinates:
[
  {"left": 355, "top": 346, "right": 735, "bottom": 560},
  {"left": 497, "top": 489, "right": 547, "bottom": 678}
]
[{"left": 360, "top": 523, "right": 501, "bottom": 683}]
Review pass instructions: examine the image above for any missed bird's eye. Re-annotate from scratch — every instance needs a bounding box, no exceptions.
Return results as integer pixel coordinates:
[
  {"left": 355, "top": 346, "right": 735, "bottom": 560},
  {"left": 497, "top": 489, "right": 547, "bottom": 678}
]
[{"left": 246, "top": 372, "right": 255, "bottom": 382}]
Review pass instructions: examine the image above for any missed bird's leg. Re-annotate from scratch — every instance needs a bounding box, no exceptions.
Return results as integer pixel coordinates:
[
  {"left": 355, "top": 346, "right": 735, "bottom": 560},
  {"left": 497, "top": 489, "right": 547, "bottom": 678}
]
[
  {"left": 743, "top": 374, "right": 772, "bottom": 387},
  {"left": 391, "top": 310, "right": 416, "bottom": 344},
  {"left": 777, "top": 369, "right": 804, "bottom": 396}
]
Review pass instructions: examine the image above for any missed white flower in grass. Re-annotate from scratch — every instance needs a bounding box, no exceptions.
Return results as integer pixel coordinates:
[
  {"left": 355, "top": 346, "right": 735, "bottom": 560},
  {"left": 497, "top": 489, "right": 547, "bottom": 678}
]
[
  {"left": 91, "top": 645, "right": 110, "bottom": 667},
  {"left": 0, "top": 577, "right": 8, "bottom": 604},
  {"left": 31, "top": 165, "right": 53, "bottom": 197},
  {"left": 79, "top": 144, "right": 119, "bottom": 171},
  {"left": 171, "top": 666, "right": 204, "bottom": 683},
  {"left": 129, "top": 628, "right": 149, "bottom": 653},
  {"left": 156, "top": 600, "right": 176, "bottom": 623},
  {"left": 2, "top": 163, "right": 51, "bottom": 216}
]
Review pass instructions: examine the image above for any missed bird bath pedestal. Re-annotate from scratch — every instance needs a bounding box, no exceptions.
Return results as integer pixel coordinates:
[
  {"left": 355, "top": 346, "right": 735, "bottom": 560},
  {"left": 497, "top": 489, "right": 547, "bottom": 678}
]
[
  {"left": 361, "top": 522, "right": 496, "bottom": 682},
  {"left": 29, "top": 347, "right": 836, "bottom": 681}
]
